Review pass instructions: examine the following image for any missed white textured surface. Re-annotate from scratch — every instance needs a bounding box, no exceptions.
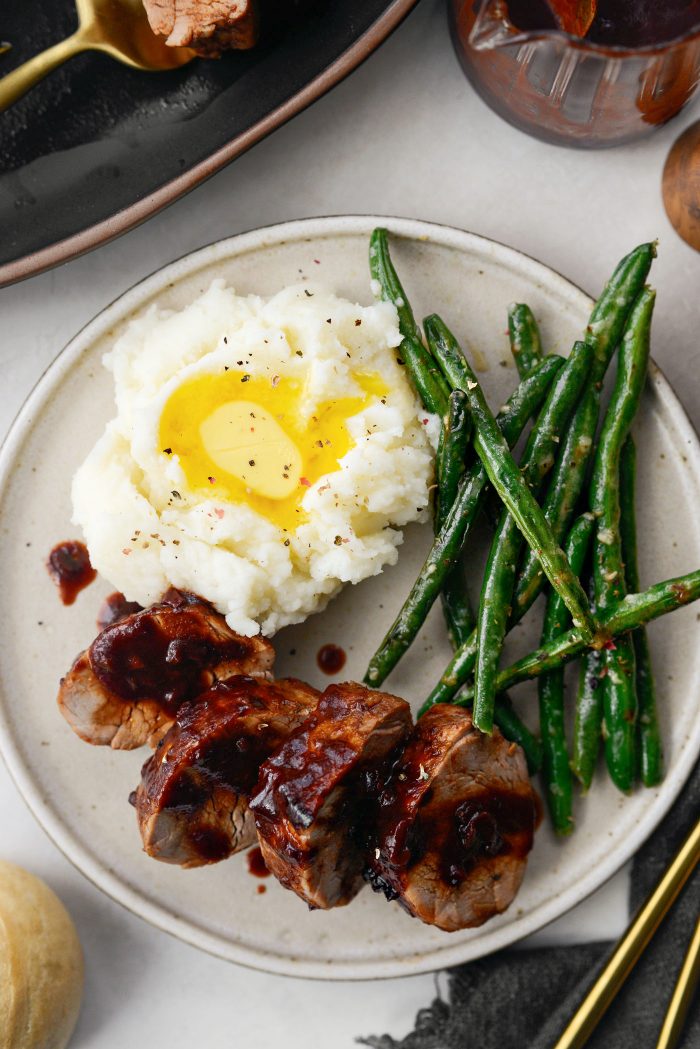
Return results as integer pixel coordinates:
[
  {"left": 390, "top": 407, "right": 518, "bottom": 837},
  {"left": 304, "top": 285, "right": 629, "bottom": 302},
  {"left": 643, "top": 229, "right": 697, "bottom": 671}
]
[{"left": 1, "top": 0, "right": 699, "bottom": 1043}]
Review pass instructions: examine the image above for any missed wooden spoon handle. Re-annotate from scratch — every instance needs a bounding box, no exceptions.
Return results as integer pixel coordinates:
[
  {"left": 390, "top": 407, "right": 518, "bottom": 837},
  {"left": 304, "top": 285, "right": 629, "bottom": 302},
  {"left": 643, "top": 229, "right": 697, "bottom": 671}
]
[{"left": 0, "top": 34, "right": 86, "bottom": 114}]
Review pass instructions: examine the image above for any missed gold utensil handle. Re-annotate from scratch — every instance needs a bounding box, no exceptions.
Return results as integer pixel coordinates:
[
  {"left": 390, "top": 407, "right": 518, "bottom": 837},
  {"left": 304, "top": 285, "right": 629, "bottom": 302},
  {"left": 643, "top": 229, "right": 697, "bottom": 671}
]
[
  {"left": 553, "top": 817, "right": 700, "bottom": 1049},
  {"left": 0, "top": 35, "right": 85, "bottom": 114},
  {"left": 656, "top": 916, "right": 700, "bottom": 1049}
]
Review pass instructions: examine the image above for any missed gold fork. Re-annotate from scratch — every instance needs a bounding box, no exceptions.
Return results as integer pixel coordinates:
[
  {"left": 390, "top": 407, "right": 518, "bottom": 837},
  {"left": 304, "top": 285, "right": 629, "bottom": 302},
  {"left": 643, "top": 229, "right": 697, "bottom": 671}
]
[
  {"left": 0, "top": 0, "right": 194, "bottom": 114},
  {"left": 553, "top": 817, "right": 700, "bottom": 1049}
]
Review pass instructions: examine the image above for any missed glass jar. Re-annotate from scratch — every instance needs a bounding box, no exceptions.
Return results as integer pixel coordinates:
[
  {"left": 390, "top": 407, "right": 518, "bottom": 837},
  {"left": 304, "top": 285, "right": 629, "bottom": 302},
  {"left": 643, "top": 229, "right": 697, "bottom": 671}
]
[{"left": 450, "top": 0, "right": 700, "bottom": 148}]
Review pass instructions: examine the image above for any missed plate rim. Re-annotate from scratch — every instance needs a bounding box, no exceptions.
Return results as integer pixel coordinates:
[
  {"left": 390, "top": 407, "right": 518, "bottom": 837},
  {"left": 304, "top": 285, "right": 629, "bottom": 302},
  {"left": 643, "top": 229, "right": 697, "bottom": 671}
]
[
  {"left": 0, "top": 0, "right": 419, "bottom": 290},
  {"left": 1, "top": 214, "right": 699, "bottom": 980}
]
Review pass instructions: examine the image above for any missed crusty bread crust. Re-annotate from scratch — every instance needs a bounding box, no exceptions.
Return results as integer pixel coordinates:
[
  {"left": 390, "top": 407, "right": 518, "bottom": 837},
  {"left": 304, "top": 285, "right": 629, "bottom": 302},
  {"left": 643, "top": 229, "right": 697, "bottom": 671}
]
[{"left": 0, "top": 862, "right": 83, "bottom": 1049}]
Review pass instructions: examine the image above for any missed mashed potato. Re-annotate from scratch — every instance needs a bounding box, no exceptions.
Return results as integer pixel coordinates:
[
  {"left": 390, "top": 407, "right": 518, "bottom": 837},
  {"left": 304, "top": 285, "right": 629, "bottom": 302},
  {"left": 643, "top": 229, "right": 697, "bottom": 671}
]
[{"left": 73, "top": 280, "right": 438, "bottom": 636}]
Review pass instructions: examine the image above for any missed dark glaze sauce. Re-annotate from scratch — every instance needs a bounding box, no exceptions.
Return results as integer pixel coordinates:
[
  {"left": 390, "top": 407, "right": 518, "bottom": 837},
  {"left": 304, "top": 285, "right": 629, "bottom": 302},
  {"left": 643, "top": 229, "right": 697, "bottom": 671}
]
[
  {"left": 374, "top": 714, "right": 453, "bottom": 869},
  {"left": 247, "top": 845, "right": 270, "bottom": 878},
  {"left": 46, "top": 540, "right": 96, "bottom": 605},
  {"left": 250, "top": 689, "right": 412, "bottom": 899},
  {"left": 251, "top": 685, "right": 403, "bottom": 830},
  {"left": 371, "top": 786, "right": 536, "bottom": 896},
  {"left": 370, "top": 706, "right": 536, "bottom": 894},
  {"left": 137, "top": 680, "right": 321, "bottom": 873},
  {"left": 251, "top": 726, "right": 357, "bottom": 829},
  {"left": 438, "top": 789, "right": 536, "bottom": 886},
  {"left": 89, "top": 589, "right": 252, "bottom": 714},
  {"left": 189, "top": 825, "right": 233, "bottom": 864},
  {"left": 148, "top": 681, "right": 303, "bottom": 811},
  {"left": 96, "top": 592, "right": 142, "bottom": 631},
  {"left": 316, "top": 643, "right": 346, "bottom": 675},
  {"left": 507, "top": 0, "right": 700, "bottom": 47}
]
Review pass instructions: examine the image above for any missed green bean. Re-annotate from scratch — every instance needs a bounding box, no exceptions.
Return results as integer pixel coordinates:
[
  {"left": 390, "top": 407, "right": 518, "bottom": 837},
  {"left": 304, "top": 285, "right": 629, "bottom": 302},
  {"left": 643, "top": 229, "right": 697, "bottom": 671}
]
[
  {"left": 436, "top": 391, "right": 475, "bottom": 647},
  {"left": 586, "top": 243, "right": 657, "bottom": 385},
  {"left": 508, "top": 303, "right": 543, "bottom": 379},
  {"left": 369, "top": 227, "right": 422, "bottom": 343},
  {"left": 369, "top": 228, "right": 473, "bottom": 647},
  {"left": 425, "top": 314, "right": 596, "bottom": 643},
  {"left": 600, "top": 636, "right": 637, "bottom": 794},
  {"left": 620, "top": 435, "right": 663, "bottom": 787},
  {"left": 419, "top": 567, "right": 700, "bottom": 714},
  {"left": 590, "top": 288, "right": 654, "bottom": 794},
  {"left": 571, "top": 647, "right": 604, "bottom": 793},
  {"left": 570, "top": 574, "right": 603, "bottom": 792},
  {"left": 494, "top": 695, "right": 542, "bottom": 774},
  {"left": 472, "top": 340, "right": 593, "bottom": 733},
  {"left": 414, "top": 360, "right": 593, "bottom": 722},
  {"left": 539, "top": 514, "right": 595, "bottom": 834},
  {"left": 369, "top": 228, "right": 450, "bottom": 415},
  {"left": 413, "top": 346, "right": 591, "bottom": 713},
  {"left": 441, "top": 566, "right": 474, "bottom": 650},
  {"left": 364, "top": 356, "right": 564, "bottom": 687},
  {"left": 424, "top": 313, "right": 476, "bottom": 393},
  {"left": 513, "top": 387, "right": 598, "bottom": 617},
  {"left": 397, "top": 335, "right": 450, "bottom": 417},
  {"left": 436, "top": 391, "right": 471, "bottom": 531},
  {"left": 513, "top": 242, "right": 657, "bottom": 617}
]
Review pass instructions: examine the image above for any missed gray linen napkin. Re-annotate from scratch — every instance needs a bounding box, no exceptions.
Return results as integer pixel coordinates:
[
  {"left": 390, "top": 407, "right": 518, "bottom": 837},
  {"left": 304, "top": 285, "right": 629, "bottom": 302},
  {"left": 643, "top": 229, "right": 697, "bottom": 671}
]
[{"left": 360, "top": 761, "right": 699, "bottom": 1049}]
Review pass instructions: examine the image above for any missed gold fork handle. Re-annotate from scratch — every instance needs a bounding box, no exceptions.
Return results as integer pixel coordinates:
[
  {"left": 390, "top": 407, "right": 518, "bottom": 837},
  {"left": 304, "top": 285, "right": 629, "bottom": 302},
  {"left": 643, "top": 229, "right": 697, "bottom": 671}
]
[
  {"left": 656, "top": 916, "right": 700, "bottom": 1049},
  {"left": 0, "top": 35, "right": 87, "bottom": 114},
  {"left": 553, "top": 817, "right": 700, "bottom": 1049}
]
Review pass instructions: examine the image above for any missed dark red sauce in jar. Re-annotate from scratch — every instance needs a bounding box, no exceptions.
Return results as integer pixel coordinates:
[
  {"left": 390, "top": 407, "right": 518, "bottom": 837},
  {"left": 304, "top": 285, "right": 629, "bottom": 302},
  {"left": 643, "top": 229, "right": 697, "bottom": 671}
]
[
  {"left": 96, "top": 591, "right": 142, "bottom": 631},
  {"left": 46, "top": 540, "right": 96, "bottom": 605},
  {"left": 316, "top": 643, "right": 346, "bottom": 675},
  {"left": 247, "top": 845, "right": 270, "bottom": 878},
  {"left": 507, "top": 0, "right": 700, "bottom": 47}
]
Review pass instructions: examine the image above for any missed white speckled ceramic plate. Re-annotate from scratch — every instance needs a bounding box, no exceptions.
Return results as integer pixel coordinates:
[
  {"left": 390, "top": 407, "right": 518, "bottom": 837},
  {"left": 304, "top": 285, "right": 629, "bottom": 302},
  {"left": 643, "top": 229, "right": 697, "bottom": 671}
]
[{"left": 1, "top": 216, "right": 699, "bottom": 980}]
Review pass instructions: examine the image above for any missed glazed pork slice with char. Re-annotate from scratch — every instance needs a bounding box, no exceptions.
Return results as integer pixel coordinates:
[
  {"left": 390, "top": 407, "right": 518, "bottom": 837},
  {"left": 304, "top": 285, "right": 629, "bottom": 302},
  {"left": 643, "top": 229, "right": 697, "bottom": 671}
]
[
  {"left": 58, "top": 589, "right": 274, "bottom": 750},
  {"left": 134, "top": 676, "right": 320, "bottom": 867},
  {"left": 142, "top": 0, "right": 259, "bottom": 55},
  {"left": 367, "top": 706, "right": 538, "bottom": 932},
  {"left": 250, "top": 683, "right": 412, "bottom": 910}
]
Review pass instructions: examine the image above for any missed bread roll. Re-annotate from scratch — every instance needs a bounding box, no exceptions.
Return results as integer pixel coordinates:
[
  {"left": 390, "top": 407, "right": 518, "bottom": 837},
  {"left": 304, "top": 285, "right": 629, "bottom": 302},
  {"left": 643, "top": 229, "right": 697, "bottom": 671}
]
[{"left": 0, "top": 862, "right": 83, "bottom": 1049}]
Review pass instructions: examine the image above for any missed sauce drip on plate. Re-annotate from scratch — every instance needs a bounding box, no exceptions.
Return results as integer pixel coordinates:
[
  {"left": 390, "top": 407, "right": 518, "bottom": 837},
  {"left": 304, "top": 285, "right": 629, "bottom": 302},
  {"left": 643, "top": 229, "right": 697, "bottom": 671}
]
[
  {"left": 317, "top": 643, "right": 346, "bottom": 675},
  {"left": 96, "top": 591, "right": 142, "bottom": 631},
  {"left": 46, "top": 540, "right": 96, "bottom": 605},
  {"left": 247, "top": 845, "right": 270, "bottom": 878}
]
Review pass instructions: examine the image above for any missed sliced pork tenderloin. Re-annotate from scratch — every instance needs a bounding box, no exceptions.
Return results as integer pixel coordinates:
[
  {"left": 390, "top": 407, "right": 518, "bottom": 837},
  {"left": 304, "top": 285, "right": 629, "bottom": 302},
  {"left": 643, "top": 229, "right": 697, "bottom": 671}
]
[
  {"left": 58, "top": 589, "right": 274, "bottom": 749},
  {"left": 250, "top": 683, "right": 412, "bottom": 910},
  {"left": 142, "top": 0, "right": 259, "bottom": 55},
  {"left": 367, "top": 705, "right": 538, "bottom": 932},
  {"left": 134, "top": 676, "right": 320, "bottom": 866}
]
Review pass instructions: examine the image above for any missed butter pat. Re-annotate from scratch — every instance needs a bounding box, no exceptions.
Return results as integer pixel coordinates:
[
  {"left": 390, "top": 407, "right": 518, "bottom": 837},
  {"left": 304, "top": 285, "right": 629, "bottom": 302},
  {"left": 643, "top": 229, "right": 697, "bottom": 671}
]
[{"left": 200, "top": 400, "right": 302, "bottom": 499}]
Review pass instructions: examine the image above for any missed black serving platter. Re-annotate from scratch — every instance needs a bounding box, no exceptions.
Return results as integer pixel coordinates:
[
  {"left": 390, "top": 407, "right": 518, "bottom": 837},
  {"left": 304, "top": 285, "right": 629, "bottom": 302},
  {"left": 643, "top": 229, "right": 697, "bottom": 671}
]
[{"left": 0, "top": 0, "right": 418, "bottom": 286}]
